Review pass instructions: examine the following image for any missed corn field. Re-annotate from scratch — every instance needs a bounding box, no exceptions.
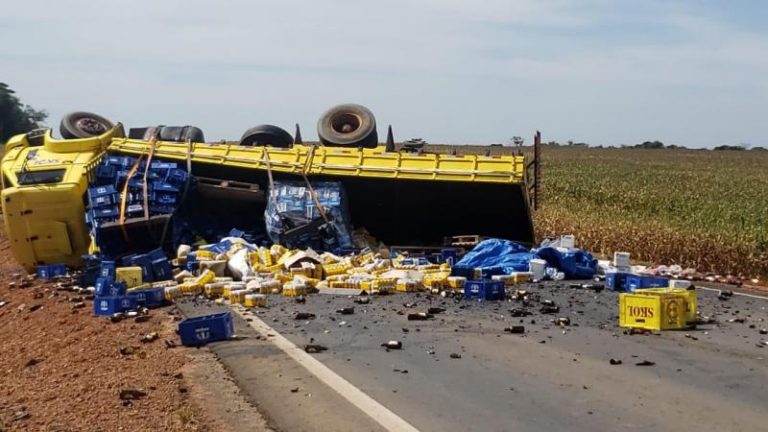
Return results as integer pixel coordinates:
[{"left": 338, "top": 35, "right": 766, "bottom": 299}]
[{"left": 426, "top": 144, "right": 768, "bottom": 280}]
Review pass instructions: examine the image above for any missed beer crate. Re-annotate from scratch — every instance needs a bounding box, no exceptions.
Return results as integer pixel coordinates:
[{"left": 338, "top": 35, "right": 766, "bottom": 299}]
[
  {"left": 635, "top": 287, "right": 698, "bottom": 324},
  {"left": 178, "top": 312, "right": 233, "bottom": 346},
  {"left": 464, "top": 280, "right": 505, "bottom": 301},
  {"left": 619, "top": 292, "right": 689, "bottom": 330}
]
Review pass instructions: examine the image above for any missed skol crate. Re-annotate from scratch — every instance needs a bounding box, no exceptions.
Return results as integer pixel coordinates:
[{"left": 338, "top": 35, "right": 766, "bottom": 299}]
[
  {"left": 229, "top": 289, "right": 247, "bottom": 304},
  {"left": 508, "top": 272, "right": 532, "bottom": 284},
  {"left": 116, "top": 266, "right": 143, "bottom": 288},
  {"left": 619, "top": 292, "right": 689, "bottom": 331},
  {"left": 178, "top": 312, "right": 233, "bottom": 346},
  {"left": 635, "top": 288, "right": 697, "bottom": 324},
  {"left": 464, "top": 280, "right": 505, "bottom": 301},
  {"left": 244, "top": 294, "right": 267, "bottom": 308},
  {"left": 93, "top": 296, "right": 136, "bottom": 316},
  {"left": 447, "top": 276, "right": 466, "bottom": 290},
  {"left": 324, "top": 262, "right": 352, "bottom": 276},
  {"left": 164, "top": 286, "right": 182, "bottom": 301},
  {"left": 283, "top": 282, "right": 307, "bottom": 297}
]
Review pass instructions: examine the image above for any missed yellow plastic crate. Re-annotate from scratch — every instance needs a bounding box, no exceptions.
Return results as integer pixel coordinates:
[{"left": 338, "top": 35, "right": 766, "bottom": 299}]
[
  {"left": 195, "top": 249, "right": 216, "bottom": 260},
  {"left": 244, "top": 294, "right": 267, "bottom": 308},
  {"left": 164, "top": 286, "right": 182, "bottom": 301},
  {"left": 324, "top": 262, "right": 352, "bottom": 276},
  {"left": 447, "top": 276, "right": 466, "bottom": 290},
  {"left": 283, "top": 283, "right": 307, "bottom": 297},
  {"left": 619, "top": 292, "right": 689, "bottom": 331},
  {"left": 396, "top": 279, "right": 422, "bottom": 293},
  {"left": 229, "top": 289, "right": 247, "bottom": 304},
  {"left": 636, "top": 288, "right": 697, "bottom": 324},
  {"left": 115, "top": 266, "right": 143, "bottom": 288}
]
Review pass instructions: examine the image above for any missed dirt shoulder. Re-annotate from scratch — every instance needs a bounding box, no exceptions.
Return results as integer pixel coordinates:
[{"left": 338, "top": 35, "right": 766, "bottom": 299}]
[{"left": 0, "top": 222, "right": 268, "bottom": 432}]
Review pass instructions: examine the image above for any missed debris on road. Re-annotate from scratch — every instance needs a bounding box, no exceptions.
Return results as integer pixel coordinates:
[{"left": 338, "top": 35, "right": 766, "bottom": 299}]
[
  {"left": 305, "top": 344, "right": 328, "bottom": 353},
  {"left": 609, "top": 359, "right": 623, "bottom": 365},
  {"left": 382, "top": 340, "right": 403, "bottom": 350}
]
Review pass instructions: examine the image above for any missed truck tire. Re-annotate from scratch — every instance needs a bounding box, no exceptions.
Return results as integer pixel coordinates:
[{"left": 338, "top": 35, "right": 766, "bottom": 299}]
[
  {"left": 317, "top": 104, "right": 377, "bottom": 148},
  {"left": 239, "top": 125, "right": 294, "bottom": 148},
  {"left": 157, "top": 126, "right": 205, "bottom": 143},
  {"left": 59, "top": 111, "right": 114, "bottom": 139}
]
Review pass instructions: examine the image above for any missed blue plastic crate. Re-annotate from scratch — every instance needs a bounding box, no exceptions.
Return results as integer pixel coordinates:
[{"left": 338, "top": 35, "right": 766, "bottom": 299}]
[
  {"left": 93, "top": 296, "right": 136, "bottom": 316},
  {"left": 127, "top": 287, "right": 165, "bottom": 308},
  {"left": 149, "top": 204, "right": 175, "bottom": 214},
  {"left": 152, "top": 182, "right": 179, "bottom": 193},
  {"left": 151, "top": 161, "right": 178, "bottom": 170},
  {"left": 93, "top": 206, "right": 120, "bottom": 220},
  {"left": 147, "top": 248, "right": 166, "bottom": 261},
  {"left": 464, "top": 279, "right": 505, "bottom": 301},
  {"left": 441, "top": 248, "right": 459, "bottom": 266},
  {"left": 95, "top": 165, "right": 116, "bottom": 185},
  {"left": 100, "top": 261, "right": 116, "bottom": 280},
  {"left": 91, "top": 194, "right": 117, "bottom": 207},
  {"left": 605, "top": 271, "right": 632, "bottom": 291},
  {"left": 126, "top": 254, "right": 154, "bottom": 283},
  {"left": 95, "top": 277, "right": 112, "bottom": 296},
  {"left": 151, "top": 258, "right": 173, "bottom": 281},
  {"left": 166, "top": 168, "right": 188, "bottom": 188},
  {"left": 625, "top": 275, "right": 669, "bottom": 292},
  {"left": 178, "top": 312, "right": 234, "bottom": 346},
  {"left": 126, "top": 204, "right": 144, "bottom": 216},
  {"left": 88, "top": 185, "right": 117, "bottom": 201},
  {"left": 36, "top": 263, "right": 67, "bottom": 280},
  {"left": 151, "top": 192, "right": 178, "bottom": 205},
  {"left": 451, "top": 266, "right": 477, "bottom": 279}
]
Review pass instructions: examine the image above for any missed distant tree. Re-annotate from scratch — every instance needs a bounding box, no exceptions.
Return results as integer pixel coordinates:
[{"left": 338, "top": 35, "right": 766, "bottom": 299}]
[
  {"left": 567, "top": 140, "right": 574, "bottom": 146},
  {"left": 510, "top": 136, "right": 524, "bottom": 147},
  {"left": 545, "top": 141, "right": 560, "bottom": 146},
  {"left": 0, "top": 83, "right": 47, "bottom": 143},
  {"left": 635, "top": 140, "right": 665, "bottom": 149},
  {"left": 714, "top": 145, "right": 746, "bottom": 151},
  {"left": 750, "top": 146, "right": 766, "bottom": 151}
]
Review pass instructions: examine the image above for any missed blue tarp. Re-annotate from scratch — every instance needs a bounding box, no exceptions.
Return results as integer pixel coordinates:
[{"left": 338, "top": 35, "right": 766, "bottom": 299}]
[
  {"left": 454, "top": 239, "right": 534, "bottom": 274},
  {"left": 534, "top": 247, "right": 597, "bottom": 279}
]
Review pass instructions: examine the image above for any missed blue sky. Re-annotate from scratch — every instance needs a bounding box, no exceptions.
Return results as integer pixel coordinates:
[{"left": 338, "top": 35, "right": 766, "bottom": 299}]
[{"left": 1, "top": 0, "right": 766, "bottom": 148}]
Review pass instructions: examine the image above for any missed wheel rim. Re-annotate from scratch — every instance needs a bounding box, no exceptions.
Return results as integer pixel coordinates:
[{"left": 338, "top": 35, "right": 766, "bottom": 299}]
[
  {"left": 330, "top": 113, "right": 362, "bottom": 135},
  {"left": 75, "top": 117, "right": 108, "bottom": 135}
]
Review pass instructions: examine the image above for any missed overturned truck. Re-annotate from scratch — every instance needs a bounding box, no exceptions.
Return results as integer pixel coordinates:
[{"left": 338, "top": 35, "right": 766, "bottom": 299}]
[{"left": 1, "top": 104, "right": 539, "bottom": 272}]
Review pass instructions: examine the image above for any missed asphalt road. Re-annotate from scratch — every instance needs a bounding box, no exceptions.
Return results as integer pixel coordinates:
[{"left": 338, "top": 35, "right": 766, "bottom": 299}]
[{"left": 181, "top": 283, "right": 768, "bottom": 432}]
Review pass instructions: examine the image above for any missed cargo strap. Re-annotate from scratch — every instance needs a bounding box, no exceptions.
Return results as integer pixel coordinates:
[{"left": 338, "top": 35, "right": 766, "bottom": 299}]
[
  {"left": 159, "top": 139, "right": 193, "bottom": 246},
  {"left": 141, "top": 138, "right": 157, "bottom": 220},
  {"left": 118, "top": 147, "right": 147, "bottom": 240}
]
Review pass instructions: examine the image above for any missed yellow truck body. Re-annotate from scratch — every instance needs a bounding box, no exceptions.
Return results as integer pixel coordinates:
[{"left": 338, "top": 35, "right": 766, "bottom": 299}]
[{"left": 2, "top": 125, "right": 534, "bottom": 272}]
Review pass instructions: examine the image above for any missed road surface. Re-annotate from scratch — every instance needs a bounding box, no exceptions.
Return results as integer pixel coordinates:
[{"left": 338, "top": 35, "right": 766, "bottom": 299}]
[{"left": 179, "top": 283, "right": 768, "bottom": 431}]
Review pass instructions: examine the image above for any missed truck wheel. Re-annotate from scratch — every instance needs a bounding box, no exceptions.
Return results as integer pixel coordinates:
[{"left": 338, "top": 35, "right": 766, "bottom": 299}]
[
  {"left": 60, "top": 111, "right": 114, "bottom": 139},
  {"left": 239, "top": 125, "right": 294, "bottom": 148},
  {"left": 317, "top": 104, "right": 378, "bottom": 148},
  {"left": 157, "top": 126, "right": 205, "bottom": 143}
]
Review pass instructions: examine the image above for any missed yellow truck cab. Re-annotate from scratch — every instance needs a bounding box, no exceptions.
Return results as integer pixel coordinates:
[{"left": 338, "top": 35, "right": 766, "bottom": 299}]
[{"left": 1, "top": 126, "right": 123, "bottom": 271}]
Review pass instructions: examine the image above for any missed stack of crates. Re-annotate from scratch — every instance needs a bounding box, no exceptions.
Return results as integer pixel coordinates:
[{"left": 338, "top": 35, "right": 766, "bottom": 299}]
[
  {"left": 121, "top": 248, "right": 173, "bottom": 283},
  {"left": 93, "top": 258, "right": 136, "bottom": 316},
  {"left": 36, "top": 263, "right": 67, "bottom": 280},
  {"left": 86, "top": 155, "right": 189, "bottom": 231}
]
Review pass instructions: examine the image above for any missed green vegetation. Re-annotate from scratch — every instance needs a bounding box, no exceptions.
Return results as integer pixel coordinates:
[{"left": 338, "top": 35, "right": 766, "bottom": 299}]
[
  {"left": 0, "top": 82, "right": 47, "bottom": 143},
  {"left": 535, "top": 146, "right": 768, "bottom": 279}
]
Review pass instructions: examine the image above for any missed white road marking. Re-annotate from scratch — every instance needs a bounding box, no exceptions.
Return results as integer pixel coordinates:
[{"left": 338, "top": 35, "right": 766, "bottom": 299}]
[
  {"left": 232, "top": 307, "right": 420, "bottom": 432},
  {"left": 697, "top": 286, "right": 768, "bottom": 301}
]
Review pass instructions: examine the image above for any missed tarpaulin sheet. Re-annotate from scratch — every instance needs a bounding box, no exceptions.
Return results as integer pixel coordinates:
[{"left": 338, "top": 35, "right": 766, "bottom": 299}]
[
  {"left": 454, "top": 239, "right": 534, "bottom": 274},
  {"left": 535, "top": 247, "right": 597, "bottom": 279}
]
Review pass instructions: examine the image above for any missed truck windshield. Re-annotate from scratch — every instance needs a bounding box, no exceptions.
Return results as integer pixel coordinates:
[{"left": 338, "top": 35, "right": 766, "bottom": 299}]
[{"left": 16, "top": 169, "right": 66, "bottom": 185}]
